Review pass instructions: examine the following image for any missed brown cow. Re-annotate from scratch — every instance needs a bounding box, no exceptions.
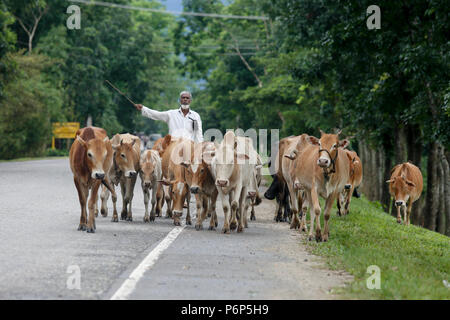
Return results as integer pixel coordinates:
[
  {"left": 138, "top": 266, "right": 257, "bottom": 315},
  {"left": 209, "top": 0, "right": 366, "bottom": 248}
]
[
  {"left": 100, "top": 133, "right": 141, "bottom": 222},
  {"left": 159, "top": 136, "right": 194, "bottom": 226},
  {"left": 337, "top": 149, "right": 363, "bottom": 216},
  {"left": 387, "top": 162, "right": 423, "bottom": 225},
  {"left": 69, "top": 126, "right": 115, "bottom": 233},
  {"left": 286, "top": 130, "right": 350, "bottom": 242},
  {"left": 189, "top": 141, "right": 218, "bottom": 230}
]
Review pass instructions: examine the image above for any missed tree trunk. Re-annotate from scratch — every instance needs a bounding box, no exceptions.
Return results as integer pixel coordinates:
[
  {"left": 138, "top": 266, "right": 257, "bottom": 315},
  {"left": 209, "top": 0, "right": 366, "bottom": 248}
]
[
  {"left": 425, "top": 142, "right": 439, "bottom": 231},
  {"left": 391, "top": 126, "right": 408, "bottom": 216},
  {"left": 381, "top": 154, "right": 392, "bottom": 212},
  {"left": 406, "top": 124, "right": 423, "bottom": 224},
  {"left": 443, "top": 148, "right": 450, "bottom": 236}
]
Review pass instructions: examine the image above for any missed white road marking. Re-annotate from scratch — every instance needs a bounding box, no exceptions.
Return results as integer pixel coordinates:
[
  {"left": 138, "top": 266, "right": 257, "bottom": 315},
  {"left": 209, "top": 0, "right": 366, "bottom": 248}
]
[{"left": 110, "top": 225, "right": 185, "bottom": 300}]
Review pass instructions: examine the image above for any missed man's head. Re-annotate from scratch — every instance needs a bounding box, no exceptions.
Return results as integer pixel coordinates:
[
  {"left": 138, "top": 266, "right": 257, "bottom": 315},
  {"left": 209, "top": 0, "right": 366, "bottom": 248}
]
[{"left": 180, "top": 91, "right": 192, "bottom": 110}]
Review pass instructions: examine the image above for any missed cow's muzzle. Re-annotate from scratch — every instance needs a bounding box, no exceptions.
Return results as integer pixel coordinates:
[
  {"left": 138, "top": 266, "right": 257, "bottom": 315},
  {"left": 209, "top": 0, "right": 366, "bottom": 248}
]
[
  {"left": 216, "top": 179, "right": 228, "bottom": 187},
  {"left": 344, "top": 184, "right": 352, "bottom": 190},
  {"left": 395, "top": 200, "right": 405, "bottom": 207},
  {"left": 94, "top": 173, "right": 105, "bottom": 180},
  {"left": 317, "top": 158, "right": 330, "bottom": 167},
  {"left": 125, "top": 171, "right": 137, "bottom": 178},
  {"left": 190, "top": 186, "right": 199, "bottom": 194}
]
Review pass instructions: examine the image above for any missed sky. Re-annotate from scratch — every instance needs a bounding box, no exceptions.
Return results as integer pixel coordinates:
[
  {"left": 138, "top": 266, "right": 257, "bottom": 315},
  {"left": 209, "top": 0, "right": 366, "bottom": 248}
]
[{"left": 161, "top": 0, "right": 184, "bottom": 12}]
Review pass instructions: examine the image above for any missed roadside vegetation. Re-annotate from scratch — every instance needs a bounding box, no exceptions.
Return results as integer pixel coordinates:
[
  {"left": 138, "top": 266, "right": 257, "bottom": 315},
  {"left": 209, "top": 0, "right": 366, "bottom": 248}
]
[{"left": 304, "top": 196, "right": 450, "bottom": 299}]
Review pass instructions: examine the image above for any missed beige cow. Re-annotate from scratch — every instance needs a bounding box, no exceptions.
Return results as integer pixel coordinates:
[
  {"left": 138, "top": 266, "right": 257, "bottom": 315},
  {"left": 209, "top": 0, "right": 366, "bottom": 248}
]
[{"left": 139, "top": 149, "right": 162, "bottom": 222}]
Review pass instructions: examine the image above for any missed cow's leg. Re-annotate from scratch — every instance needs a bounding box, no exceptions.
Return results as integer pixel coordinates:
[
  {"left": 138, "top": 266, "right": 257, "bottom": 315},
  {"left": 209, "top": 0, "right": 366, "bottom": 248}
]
[
  {"left": 126, "top": 176, "right": 137, "bottom": 221},
  {"left": 237, "top": 187, "right": 247, "bottom": 233},
  {"left": 155, "top": 183, "right": 163, "bottom": 217},
  {"left": 287, "top": 183, "right": 300, "bottom": 230},
  {"left": 300, "top": 194, "right": 309, "bottom": 232},
  {"left": 396, "top": 202, "right": 402, "bottom": 224},
  {"left": 120, "top": 180, "right": 127, "bottom": 220},
  {"left": 196, "top": 195, "right": 208, "bottom": 231},
  {"left": 322, "top": 193, "right": 337, "bottom": 242},
  {"left": 336, "top": 193, "right": 342, "bottom": 216},
  {"left": 164, "top": 185, "right": 172, "bottom": 218},
  {"left": 308, "top": 187, "right": 321, "bottom": 241},
  {"left": 220, "top": 190, "right": 231, "bottom": 234},
  {"left": 150, "top": 184, "right": 157, "bottom": 222},
  {"left": 345, "top": 186, "right": 354, "bottom": 215},
  {"left": 209, "top": 189, "right": 219, "bottom": 230},
  {"left": 74, "top": 178, "right": 88, "bottom": 231},
  {"left": 185, "top": 188, "right": 192, "bottom": 225},
  {"left": 87, "top": 180, "right": 101, "bottom": 233},
  {"left": 274, "top": 194, "right": 282, "bottom": 222},
  {"left": 100, "top": 184, "right": 110, "bottom": 217},
  {"left": 143, "top": 185, "right": 150, "bottom": 223},
  {"left": 243, "top": 197, "right": 251, "bottom": 229},
  {"left": 109, "top": 182, "right": 118, "bottom": 222},
  {"left": 230, "top": 185, "right": 243, "bottom": 231},
  {"left": 283, "top": 185, "right": 291, "bottom": 222},
  {"left": 94, "top": 193, "right": 99, "bottom": 217},
  {"left": 406, "top": 200, "right": 413, "bottom": 226}
]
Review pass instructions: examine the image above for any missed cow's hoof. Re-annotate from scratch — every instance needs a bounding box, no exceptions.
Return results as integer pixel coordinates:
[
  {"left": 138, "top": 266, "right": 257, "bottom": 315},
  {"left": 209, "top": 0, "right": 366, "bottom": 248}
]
[
  {"left": 397, "top": 220, "right": 402, "bottom": 224},
  {"left": 336, "top": 211, "right": 341, "bottom": 217},
  {"left": 207, "top": 213, "right": 211, "bottom": 218},
  {"left": 315, "top": 234, "right": 322, "bottom": 242},
  {"left": 174, "top": 220, "right": 181, "bottom": 226},
  {"left": 215, "top": 221, "right": 218, "bottom": 227},
  {"left": 87, "top": 227, "right": 95, "bottom": 233},
  {"left": 143, "top": 216, "right": 150, "bottom": 223},
  {"left": 250, "top": 215, "right": 256, "bottom": 221},
  {"left": 126, "top": 216, "right": 133, "bottom": 222},
  {"left": 77, "top": 224, "right": 86, "bottom": 231},
  {"left": 222, "top": 227, "right": 230, "bottom": 234},
  {"left": 101, "top": 208, "right": 108, "bottom": 217},
  {"left": 195, "top": 224, "right": 203, "bottom": 231},
  {"left": 229, "top": 221, "right": 237, "bottom": 231},
  {"left": 95, "top": 209, "right": 99, "bottom": 217},
  {"left": 208, "top": 225, "right": 216, "bottom": 231},
  {"left": 237, "top": 225, "right": 244, "bottom": 233},
  {"left": 186, "top": 220, "right": 192, "bottom": 225},
  {"left": 150, "top": 216, "right": 155, "bottom": 222},
  {"left": 322, "top": 234, "right": 329, "bottom": 242},
  {"left": 308, "top": 235, "right": 314, "bottom": 241},
  {"left": 111, "top": 216, "right": 118, "bottom": 223}
]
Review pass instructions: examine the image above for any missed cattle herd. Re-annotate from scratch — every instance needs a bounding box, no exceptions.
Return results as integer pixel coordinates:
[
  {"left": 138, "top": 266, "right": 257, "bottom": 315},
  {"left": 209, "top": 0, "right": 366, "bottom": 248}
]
[{"left": 69, "top": 126, "right": 423, "bottom": 242}]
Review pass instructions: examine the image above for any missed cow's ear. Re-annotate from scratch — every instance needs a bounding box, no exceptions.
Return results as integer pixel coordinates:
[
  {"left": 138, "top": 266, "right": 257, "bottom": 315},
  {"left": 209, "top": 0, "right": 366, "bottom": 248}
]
[
  {"left": 307, "top": 136, "right": 320, "bottom": 146},
  {"left": 103, "top": 137, "right": 109, "bottom": 143},
  {"left": 77, "top": 135, "right": 87, "bottom": 149},
  {"left": 336, "top": 129, "right": 342, "bottom": 136},
  {"left": 255, "top": 164, "right": 263, "bottom": 170},
  {"left": 181, "top": 161, "right": 190, "bottom": 168},
  {"left": 131, "top": 139, "right": 136, "bottom": 146},
  {"left": 386, "top": 179, "right": 393, "bottom": 183},
  {"left": 162, "top": 134, "right": 171, "bottom": 150},
  {"left": 406, "top": 179, "right": 416, "bottom": 187},
  {"left": 319, "top": 129, "right": 325, "bottom": 136},
  {"left": 339, "top": 139, "right": 350, "bottom": 149}
]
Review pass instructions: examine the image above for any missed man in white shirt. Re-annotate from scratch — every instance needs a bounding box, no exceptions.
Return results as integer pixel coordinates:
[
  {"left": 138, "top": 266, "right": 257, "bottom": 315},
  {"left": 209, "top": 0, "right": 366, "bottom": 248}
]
[{"left": 134, "top": 91, "right": 203, "bottom": 143}]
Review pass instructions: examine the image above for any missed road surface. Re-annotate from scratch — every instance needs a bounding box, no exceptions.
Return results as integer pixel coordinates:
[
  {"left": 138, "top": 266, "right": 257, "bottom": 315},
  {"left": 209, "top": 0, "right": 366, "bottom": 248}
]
[{"left": 0, "top": 158, "right": 352, "bottom": 299}]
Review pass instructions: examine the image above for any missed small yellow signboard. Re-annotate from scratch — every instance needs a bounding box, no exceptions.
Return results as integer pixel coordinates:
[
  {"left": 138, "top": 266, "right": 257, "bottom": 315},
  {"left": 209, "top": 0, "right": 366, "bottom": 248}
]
[
  {"left": 52, "top": 122, "right": 80, "bottom": 139},
  {"left": 51, "top": 122, "right": 80, "bottom": 150}
]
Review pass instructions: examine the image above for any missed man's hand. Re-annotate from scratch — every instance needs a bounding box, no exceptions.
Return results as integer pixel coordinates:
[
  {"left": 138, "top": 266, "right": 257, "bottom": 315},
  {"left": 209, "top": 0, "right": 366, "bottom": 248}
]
[{"left": 134, "top": 104, "right": 143, "bottom": 111}]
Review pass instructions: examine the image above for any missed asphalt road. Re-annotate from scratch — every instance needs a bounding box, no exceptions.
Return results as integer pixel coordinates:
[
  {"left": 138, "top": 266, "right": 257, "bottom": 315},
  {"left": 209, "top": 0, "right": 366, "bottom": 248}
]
[{"left": 0, "top": 158, "right": 351, "bottom": 300}]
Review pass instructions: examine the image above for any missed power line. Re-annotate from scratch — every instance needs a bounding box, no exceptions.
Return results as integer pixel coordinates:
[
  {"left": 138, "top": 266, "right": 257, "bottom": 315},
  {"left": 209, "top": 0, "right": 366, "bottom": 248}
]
[{"left": 68, "top": 0, "right": 269, "bottom": 21}]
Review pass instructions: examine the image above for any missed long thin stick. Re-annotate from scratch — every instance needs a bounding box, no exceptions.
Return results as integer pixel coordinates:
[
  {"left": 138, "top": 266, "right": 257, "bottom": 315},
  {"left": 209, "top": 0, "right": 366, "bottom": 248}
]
[{"left": 105, "top": 80, "right": 136, "bottom": 106}]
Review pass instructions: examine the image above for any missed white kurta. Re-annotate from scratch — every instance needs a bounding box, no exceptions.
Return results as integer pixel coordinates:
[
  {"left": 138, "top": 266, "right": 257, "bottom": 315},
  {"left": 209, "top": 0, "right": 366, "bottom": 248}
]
[{"left": 141, "top": 106, "right": 203, "bottom": 143}]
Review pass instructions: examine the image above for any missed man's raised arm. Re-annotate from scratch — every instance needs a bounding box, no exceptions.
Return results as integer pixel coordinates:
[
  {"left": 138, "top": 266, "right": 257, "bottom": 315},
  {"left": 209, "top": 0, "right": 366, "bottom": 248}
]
[{"left": 135, "top": 104, "right": 170, "bottom": 122}]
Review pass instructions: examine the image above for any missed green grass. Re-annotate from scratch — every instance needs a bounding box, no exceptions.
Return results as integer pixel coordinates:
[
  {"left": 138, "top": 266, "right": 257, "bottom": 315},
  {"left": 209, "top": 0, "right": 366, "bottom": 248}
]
[{"left": 303, "top": 196, "right": 450, "bottom": 300}]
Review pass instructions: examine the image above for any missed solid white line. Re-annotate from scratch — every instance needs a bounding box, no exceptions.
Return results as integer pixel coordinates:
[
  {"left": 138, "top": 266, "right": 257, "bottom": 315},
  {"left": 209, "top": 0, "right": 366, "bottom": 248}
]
[{"left": 110, "top": 225, "right": 185, "bottom": 300}]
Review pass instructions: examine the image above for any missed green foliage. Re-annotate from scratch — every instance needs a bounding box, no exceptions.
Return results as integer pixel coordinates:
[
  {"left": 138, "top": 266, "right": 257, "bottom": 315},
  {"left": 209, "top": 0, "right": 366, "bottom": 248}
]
[{"left": 0, "top": 52, "right": 64, "bottom": 159}]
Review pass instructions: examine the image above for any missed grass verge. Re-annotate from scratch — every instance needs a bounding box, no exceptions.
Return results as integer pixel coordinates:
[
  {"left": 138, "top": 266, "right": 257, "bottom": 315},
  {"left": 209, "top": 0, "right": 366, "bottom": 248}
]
[{"left": 303, "top": 195, "right": 450, "bottom": 299}]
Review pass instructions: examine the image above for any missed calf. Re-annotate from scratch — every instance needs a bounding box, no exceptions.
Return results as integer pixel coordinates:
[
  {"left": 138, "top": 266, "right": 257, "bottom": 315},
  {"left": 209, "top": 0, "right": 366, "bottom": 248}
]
[
  {"left": 139, "top": 149, "right": 162, "bottom": 222},
  {"left": 337, "top": 150, "right": 363, "bottom": 216},
  {"left": 387, "top": 162, "right": 423, "bottom": 225},
  {"left": 286, "top": 130, "right": 351, "bottom": 242},
  {"left": 100, "top": 133, "right": 141, "bottom": 222},
  {"left": 69, "top": 126, "right": 115, "bottom": 233},
  {"left": 189, "top": 141, "right": 218, "bottom": 230}
]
